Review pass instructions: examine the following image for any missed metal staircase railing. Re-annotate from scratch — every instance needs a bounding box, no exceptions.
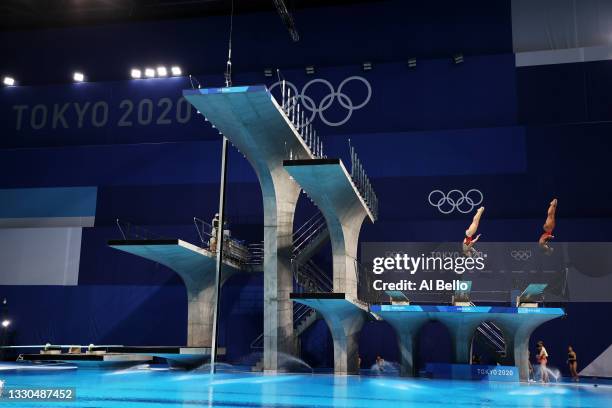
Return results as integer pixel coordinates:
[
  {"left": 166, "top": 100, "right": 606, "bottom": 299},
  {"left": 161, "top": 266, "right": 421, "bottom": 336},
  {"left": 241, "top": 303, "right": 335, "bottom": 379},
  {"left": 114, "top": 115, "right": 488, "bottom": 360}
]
[
  {"left": 116, "top": 219, "right": 168, "bottom": 240},
  {"left": 249, "top": 301, "right": 319, "bottom": 351},
  {"left": 470, "top": 302, "right": 506, "bottom": 353},
  {"left": 247, "top": 242, "right": 264, "bottom": 265},
  {"left": 249, "top": 215, "right": 332, "bottom": 356},
  {"left": 292, "top": 213, "right": 328, "bottom": 258},
  {"left": 293, "top": 260, "right": 333, "bottom": 294}
]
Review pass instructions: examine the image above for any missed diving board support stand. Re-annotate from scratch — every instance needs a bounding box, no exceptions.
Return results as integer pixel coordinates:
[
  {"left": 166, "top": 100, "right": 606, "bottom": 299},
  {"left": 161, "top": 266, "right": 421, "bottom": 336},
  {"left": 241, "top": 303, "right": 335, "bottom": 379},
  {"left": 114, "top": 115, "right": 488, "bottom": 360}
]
[
  {"left": 284, "top": 159, "right": 375, "bottom": 374},
  {"left": 291, "top": 293, "right": 367, "bottom": 374},
  {"left": 284, "top": 159, "right": 374, "bottom": 300},
  {"left": 184, "top": 85, "right": 316, "bottom": 372},
  {"left": 371, "top": 305, "right": 564, "bottom": 381},
  {"left": 108, "top": 239, "right": 242, "bottom": 349}
]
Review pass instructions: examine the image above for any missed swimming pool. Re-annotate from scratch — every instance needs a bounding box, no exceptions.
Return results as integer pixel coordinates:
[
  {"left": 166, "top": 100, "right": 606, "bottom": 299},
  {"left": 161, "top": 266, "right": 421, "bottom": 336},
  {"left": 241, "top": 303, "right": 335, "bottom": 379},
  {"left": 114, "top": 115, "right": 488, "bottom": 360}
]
[{"left": 0, "top": 364, "right": 610, "bottom": 407}]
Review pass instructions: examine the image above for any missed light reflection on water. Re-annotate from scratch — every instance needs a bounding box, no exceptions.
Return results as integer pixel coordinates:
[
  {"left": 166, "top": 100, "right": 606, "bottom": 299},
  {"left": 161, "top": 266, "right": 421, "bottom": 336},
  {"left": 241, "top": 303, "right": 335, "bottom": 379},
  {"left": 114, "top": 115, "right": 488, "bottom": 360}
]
[{"left": 0, "top": 363, "right": 609, "bottom": 407}]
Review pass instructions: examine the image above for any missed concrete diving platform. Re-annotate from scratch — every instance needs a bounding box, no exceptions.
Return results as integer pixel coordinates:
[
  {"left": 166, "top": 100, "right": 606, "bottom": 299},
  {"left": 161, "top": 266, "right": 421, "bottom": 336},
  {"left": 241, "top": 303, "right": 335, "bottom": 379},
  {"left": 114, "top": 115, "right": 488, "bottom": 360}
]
[
  {"left": 291, "top": 293, "right": 368, "bottom": 374},
  {"left": 108, "top": 239, "right": 247, "bottom": 348},
  {"left": 370, "top": 304, "right": 565, "bottom": 380},
  {"left": 284, "top": 159, "right": 374, "bottom": 300},
  {"left": 184, "top": 85, "right": 316, "bottom": 371},
  {"left": 18, "top": 346, "right": 225, "bottom": 369}
]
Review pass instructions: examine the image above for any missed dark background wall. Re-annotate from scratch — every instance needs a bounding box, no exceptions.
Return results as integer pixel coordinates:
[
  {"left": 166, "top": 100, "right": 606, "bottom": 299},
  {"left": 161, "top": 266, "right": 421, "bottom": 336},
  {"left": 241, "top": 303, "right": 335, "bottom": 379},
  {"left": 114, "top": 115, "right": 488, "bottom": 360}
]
[{"left": 0, "top": 0, "right": 610, "bottom": 375}]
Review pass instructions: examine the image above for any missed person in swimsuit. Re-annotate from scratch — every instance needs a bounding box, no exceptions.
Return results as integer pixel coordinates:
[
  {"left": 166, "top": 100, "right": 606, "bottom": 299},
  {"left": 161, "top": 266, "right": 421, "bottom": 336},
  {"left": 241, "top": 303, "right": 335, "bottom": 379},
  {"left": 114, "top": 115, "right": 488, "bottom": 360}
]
[
  {"left": 567, "top": 346, "right": 579, "bottom": 382},
  {"left": 539, "top": 199, "right": 557, "bottom": 254},
  {"left": 463, "top": 206, "right": 484, "bottom": 257},
  {"left": 537, "top": 340, "right": 549, "bottom": 383}
]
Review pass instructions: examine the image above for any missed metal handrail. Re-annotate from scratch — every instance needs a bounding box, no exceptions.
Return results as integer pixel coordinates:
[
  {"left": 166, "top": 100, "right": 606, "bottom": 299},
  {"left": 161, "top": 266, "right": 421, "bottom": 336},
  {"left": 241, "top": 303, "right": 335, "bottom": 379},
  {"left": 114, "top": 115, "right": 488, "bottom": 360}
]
[
  {"left": 247, "top": 242, "right": 264, "bottom": 265},
  {"left": 293, "top": 260, "right": 332, "bottom": 293},
  {"left": 250, "top": 333, "right": 264, "bottom": 350},
  {"left": 115, "top": 219, "right": 167, "bottom": 240},
  {"left": 293, "top": 212, "right": 323, "bottom": 238},
  {"left": 480, "top": 321, "right": 505, "bottom": 344},
  {"left": 193, "top": 217, "right": 214, "bottom": 244},
  {"left": 476, "top": 326, "right": 505, "bottom": 351},
  {"left": 349, "top": 141, "right": 379, "bottom": 220},
  {"left": 292, "top": 214, "right": 327, "bottom": 255}
]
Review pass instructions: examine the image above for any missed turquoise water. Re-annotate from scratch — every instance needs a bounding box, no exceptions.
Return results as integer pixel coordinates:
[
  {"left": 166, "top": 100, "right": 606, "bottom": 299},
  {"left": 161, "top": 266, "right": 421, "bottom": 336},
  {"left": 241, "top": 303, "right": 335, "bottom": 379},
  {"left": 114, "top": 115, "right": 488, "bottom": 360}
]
[{"left": 0, "top": 364, "right": 611, "bottom": 407}]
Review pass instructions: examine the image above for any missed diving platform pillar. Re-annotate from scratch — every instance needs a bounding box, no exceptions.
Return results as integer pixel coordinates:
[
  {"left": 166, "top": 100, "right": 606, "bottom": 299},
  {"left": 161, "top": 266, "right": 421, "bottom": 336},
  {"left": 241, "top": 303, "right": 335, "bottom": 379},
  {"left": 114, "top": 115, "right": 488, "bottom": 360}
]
[
  {"left": 184, "top": 86, "right": 316, "bottom": 371},
  {"left": 494, "top": 311, "right": 565, "bottom": 381},
  {"left": 435, "top": 314, "right": 483, "bottom": 364},
  {"left": 284, "top": 159, "right": 375, "bottom": 300},
  {"left": 291, "top": 293, "right": 368, "bottom": 374},
  {"left": 108, "top": 239, "right": 243, "bottom": 347},
  {"left": 370, "top": 310, "right": 429, "bottom": 376},
  {"left": 371, "top": 305, "right": 564, "bottom": 380}
]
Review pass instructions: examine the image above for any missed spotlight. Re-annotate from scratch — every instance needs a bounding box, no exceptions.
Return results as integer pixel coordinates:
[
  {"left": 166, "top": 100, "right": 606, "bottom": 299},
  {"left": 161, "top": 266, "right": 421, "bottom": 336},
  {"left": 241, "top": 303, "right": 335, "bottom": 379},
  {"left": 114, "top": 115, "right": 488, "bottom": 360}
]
[
  {"left": 3, "top": 76, "right": 15, "bottom": 86},
  {"left": 362, "top": 62, "right": 372, "bottom": 71},
  {"left": 131, "top": 69, "right": 142, "bottom": 79},
  {"left": 1, "top": 320, "right": 10, "bottom": 328},
  {"left": 73, "top": 72, "right": 85, "bottom": 82},
  {"left": 144, "top": 68, "right": 155, "bottom": 78},
  {"left": 407, "top": 58, "right": 417, "bottom": 68},
  {"left": 157, "top": 66, "right": 168, "bottom": 77},
  {"left": 264, "top": 69, "right": 273, "bottom": 77},
  {"left": 171, "top": 66, "right": 182, "bottom": 76},
  {"left": 305, "top": 65, "right": 315, "bottom": 75},
  {"left": 453, "top": 53, "right": 464, "bottom": 64}
]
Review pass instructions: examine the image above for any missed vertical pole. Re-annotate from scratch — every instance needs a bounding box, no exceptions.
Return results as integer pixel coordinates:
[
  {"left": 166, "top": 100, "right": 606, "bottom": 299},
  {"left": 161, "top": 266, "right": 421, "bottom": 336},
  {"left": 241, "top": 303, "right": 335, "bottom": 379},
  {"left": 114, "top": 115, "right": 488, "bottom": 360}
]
[{"left": 210, "top": 136, "right": 229, "bottom": 375}]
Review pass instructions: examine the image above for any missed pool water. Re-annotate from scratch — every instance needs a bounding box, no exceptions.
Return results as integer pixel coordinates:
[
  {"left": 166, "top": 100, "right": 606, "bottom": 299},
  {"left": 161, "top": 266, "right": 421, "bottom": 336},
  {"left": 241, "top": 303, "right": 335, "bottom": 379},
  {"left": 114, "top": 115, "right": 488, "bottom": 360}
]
[{"left": 0, "top": 364, "right": 611, "bottom": 407}]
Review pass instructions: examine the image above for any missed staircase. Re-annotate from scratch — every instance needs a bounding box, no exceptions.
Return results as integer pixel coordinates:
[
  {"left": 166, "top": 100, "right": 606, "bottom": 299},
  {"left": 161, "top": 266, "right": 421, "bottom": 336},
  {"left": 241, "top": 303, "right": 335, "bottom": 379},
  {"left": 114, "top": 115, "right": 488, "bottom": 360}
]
[
  {"left": 250, "top": 214, "right": 332, "bottom": 371},
  {"left": 470, "top": 303, "right": 506, "bottom": 357},
  {"left": 292, "top": 213, "right": 329, "bottom": 264}
]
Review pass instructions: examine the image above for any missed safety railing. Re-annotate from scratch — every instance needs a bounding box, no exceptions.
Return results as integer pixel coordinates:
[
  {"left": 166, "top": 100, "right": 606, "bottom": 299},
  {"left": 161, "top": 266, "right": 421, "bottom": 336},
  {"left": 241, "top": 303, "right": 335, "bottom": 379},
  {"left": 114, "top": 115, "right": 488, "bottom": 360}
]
[
  {"left": 250, "top": 333, "right": 264, "bottom": 350},
  {"left": 276, "top": 80, "right": 326, "bottom": 159},
  {"left": 349, "top": 141, "right": 379, "bottom": 220},
  {"left": 293, "top": 259, "right": 333, "bottom": 294},
  {"left": 292, "top": 213, "right": 328, "bottom": 257},
  {"left": 193, "top": 217, "right": 214, "bottom": 245},
  {"left": 193, "top": 216, "right": 252, "bottom": 265},
  {"left": 115, "top": 219, "right": 168, "bottom": 240},
  {"left": 247, "top": 242, "right": 264, "bottom": 265},
  {"left": 470, "top": 301, "right": 506, "bottom": 352}
]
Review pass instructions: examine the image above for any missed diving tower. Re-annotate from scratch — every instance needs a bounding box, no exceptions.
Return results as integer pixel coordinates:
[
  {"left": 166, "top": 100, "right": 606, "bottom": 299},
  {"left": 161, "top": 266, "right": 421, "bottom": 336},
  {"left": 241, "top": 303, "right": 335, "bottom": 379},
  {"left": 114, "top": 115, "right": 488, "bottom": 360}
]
[
  {"left": 108, "top": 239, "right": 248, "bottom": 349},
  {"left": 371, "top": 305, "right": 564, "bottom": 380},
  {"left": 183, "top": 85, "right": 322, "bottom": 371},
  {"left": 284, "top": 158, "right": 376, "bottom": 374}
]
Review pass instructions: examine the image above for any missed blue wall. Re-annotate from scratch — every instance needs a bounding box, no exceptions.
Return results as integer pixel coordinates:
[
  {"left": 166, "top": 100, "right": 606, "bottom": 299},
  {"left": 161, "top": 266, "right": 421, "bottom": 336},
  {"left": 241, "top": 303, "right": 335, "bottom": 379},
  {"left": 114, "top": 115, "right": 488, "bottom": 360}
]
[{"left": 0, "top": 0, "right": 610, "bottom": 377}]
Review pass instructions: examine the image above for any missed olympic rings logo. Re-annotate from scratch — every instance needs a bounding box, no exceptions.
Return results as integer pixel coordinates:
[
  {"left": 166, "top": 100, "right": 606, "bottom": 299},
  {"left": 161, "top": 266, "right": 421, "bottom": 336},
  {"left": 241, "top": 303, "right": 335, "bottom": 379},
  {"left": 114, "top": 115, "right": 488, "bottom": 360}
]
[
  {"left": 428, "top": 189, "right": 483, "bottom": 214},
  {"left": 511, "top": 250, "right": 532, "bottom": 261},
  {"left": 269, "top": 76, "right": 372, "bottom": 127}
]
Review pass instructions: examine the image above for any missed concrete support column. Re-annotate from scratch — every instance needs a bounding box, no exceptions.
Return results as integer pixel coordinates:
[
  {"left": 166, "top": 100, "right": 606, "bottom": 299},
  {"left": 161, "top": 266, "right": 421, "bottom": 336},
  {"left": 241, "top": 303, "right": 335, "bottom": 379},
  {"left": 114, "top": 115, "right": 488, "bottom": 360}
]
[
  {"left": 378, "top": 314, "right": 429, "bottom": 377},
  {"left": 437, "top": 316, "right": 482, "bottom": 364},
  {"left": 397, "top": 331, "right": 419, "bottom": 377},
  {"left": 262, "top": 170, "right": 301, "bottom": 371},
  {"left": 186, "top": 284, "right": 216, "bottom": 347},
  {"left": 331, "top": 224, "right": 362, "bottom": 299},
  {"left": 329, "top": 319, "right": 364, "bottom": 374},
  {"left": 508, "top": 325, "right": 536, "bottom": 382},
  {"left": 291, "top": 296, "right": 367, "bottom": 375}
]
